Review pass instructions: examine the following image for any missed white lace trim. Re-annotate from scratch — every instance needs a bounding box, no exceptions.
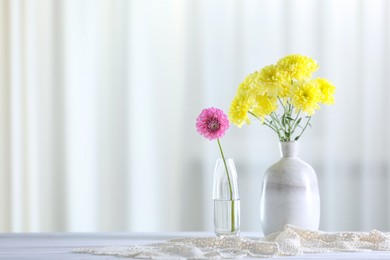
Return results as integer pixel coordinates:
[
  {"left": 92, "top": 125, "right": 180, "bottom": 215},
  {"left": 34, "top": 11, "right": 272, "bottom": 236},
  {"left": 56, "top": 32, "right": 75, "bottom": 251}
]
[{"left": 74, "top": 225, "right": 390, "bottom": 259}]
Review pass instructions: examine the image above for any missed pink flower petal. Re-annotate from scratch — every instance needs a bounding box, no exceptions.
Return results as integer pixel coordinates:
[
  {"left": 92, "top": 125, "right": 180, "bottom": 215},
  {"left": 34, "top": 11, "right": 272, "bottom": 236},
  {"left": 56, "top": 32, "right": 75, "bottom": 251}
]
[{"left": 196, "top": 107, "right": 230, "bottom": 140}]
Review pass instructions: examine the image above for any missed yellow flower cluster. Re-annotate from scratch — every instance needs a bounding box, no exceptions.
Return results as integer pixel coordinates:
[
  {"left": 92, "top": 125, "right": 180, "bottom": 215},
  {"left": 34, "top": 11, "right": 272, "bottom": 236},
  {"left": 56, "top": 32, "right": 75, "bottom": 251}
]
[{"left": 229, "top": 54, "right": 336, "bottom": 128}]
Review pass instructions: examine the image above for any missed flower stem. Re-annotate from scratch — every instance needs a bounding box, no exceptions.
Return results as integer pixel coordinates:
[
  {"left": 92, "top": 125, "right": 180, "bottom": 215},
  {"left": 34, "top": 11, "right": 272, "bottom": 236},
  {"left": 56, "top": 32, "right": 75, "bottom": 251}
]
[
  {"left": 290, "top": 110, "right": 301, "bottom": 136},
  {"left": 217, "top": 139, "right": 235, "bottom": 233},
  {"left": 263, "top": 119, "right": 282, "bottom": 140},
  {"left": 278, "top": 97, "right": 286, "bottom": 110},
  {"left": 271, "top": 112, "right": 283, "bottom": 130},
  {"left": 249, "top": 111, "right": 281, "bottom": 140},
  {"left": 295, "top": 116, "right": 312, "bottom": 141}
]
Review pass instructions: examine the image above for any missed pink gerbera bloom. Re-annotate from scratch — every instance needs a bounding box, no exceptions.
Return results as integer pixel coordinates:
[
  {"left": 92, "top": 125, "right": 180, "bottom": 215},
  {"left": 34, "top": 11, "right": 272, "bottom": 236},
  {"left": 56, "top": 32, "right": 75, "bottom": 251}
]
[{"left": 196, "top": 107, "right": 230, "bottom": 140}]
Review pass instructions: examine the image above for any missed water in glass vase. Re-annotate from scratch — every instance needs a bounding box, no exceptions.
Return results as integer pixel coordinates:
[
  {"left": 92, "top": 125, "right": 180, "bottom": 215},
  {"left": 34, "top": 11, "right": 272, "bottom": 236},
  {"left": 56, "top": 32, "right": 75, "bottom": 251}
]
[{"left": 214, "top": 199, "right": 240, "bottom": 236}]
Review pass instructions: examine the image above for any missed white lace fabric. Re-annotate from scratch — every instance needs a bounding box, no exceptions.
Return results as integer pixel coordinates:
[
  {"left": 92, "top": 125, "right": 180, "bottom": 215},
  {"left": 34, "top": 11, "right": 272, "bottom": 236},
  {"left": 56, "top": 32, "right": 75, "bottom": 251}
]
[{"left": 74, "top": 225, "right": 390, "bottom": 259}]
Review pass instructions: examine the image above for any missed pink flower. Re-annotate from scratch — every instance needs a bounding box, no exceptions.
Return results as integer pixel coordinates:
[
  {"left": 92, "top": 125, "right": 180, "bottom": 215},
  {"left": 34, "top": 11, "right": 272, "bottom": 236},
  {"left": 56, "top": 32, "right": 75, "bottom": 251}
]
[{"left": 196, "top": 107, "right": 230, "bottom": 140}]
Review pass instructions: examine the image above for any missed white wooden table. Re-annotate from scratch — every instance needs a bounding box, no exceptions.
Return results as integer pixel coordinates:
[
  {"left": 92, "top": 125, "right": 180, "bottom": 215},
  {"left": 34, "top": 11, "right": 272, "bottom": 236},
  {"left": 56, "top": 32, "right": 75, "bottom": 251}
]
[{"left": 1, "top": 232, "right": 390, "bottom": 259}]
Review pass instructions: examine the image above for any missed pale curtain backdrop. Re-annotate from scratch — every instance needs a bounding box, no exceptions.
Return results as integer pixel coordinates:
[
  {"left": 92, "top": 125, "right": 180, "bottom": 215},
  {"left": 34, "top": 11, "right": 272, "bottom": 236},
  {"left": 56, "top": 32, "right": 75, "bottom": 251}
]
[{"left": 1, "top": 0, "right": 390, "bottom": 232}]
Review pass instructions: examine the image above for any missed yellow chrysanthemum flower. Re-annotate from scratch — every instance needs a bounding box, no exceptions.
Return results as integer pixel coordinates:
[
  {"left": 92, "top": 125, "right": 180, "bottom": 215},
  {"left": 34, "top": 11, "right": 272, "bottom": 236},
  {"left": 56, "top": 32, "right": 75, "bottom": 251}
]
[
  {"left": 276, "top": 54, "right": 318, "bottom": 81},
  {"left": 279, "top": 83, "right": 292, "bottom": 99},
  {"left": 229, "top": 54, "right": 335, "bottom": 141},
  {"left": 315, "top": 78, "right": 335, "bottom": 105},
  {"left": 252, "top": 95, "right": 278, "bottom": 120},
  {"left": 229, "top": 94, "right": 254, "bottom": 127},
  {"left": 237, "top": 71, "right": 260, "bottom": 96},
  {"left": 257, "top": 64, "right": 286, "bottom": 97},
  {"left": 291, "top": 80, "right": 321, "bottom": 115}
]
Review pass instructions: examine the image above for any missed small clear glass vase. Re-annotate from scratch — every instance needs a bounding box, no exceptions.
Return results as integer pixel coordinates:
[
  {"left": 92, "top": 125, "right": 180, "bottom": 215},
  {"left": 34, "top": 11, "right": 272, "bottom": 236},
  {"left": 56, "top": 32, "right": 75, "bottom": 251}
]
[{"left": 213, "top": 158, "right": 240, "bottom": 236}]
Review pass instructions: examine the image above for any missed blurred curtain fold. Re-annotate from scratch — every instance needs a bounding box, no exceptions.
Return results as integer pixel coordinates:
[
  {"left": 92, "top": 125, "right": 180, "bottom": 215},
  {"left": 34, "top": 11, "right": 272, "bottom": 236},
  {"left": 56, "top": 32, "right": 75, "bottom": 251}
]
[{"left": 1, "top": 0, "right": 390, "bottom": 232}]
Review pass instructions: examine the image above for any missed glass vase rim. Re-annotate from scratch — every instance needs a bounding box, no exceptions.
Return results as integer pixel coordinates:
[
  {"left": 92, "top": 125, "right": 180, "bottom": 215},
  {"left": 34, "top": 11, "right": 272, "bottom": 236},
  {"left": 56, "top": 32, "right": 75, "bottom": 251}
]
[{"left": 216, "top": 157, "right": 234, "bottom": 161}]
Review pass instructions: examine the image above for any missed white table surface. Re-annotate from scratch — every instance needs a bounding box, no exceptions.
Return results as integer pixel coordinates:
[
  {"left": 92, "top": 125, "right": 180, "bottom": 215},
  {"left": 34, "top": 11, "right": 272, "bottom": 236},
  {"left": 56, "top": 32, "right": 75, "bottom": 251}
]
[{"left": 1, "top": 232, "right": 390, "bottom": 259}]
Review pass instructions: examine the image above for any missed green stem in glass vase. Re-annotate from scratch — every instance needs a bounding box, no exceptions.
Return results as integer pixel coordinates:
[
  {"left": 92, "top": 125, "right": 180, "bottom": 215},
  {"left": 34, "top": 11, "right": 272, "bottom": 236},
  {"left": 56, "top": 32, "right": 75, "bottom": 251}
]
[{"left": 217, "top": 138, "right": 235, "bottom": 233}]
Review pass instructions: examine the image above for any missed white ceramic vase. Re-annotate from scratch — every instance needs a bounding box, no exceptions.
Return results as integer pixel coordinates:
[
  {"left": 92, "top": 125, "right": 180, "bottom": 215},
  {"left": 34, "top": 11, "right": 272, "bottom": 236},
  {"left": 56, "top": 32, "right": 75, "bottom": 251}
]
[{"left": 260, "top": 141, "right": 320, "bottom": 236}]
